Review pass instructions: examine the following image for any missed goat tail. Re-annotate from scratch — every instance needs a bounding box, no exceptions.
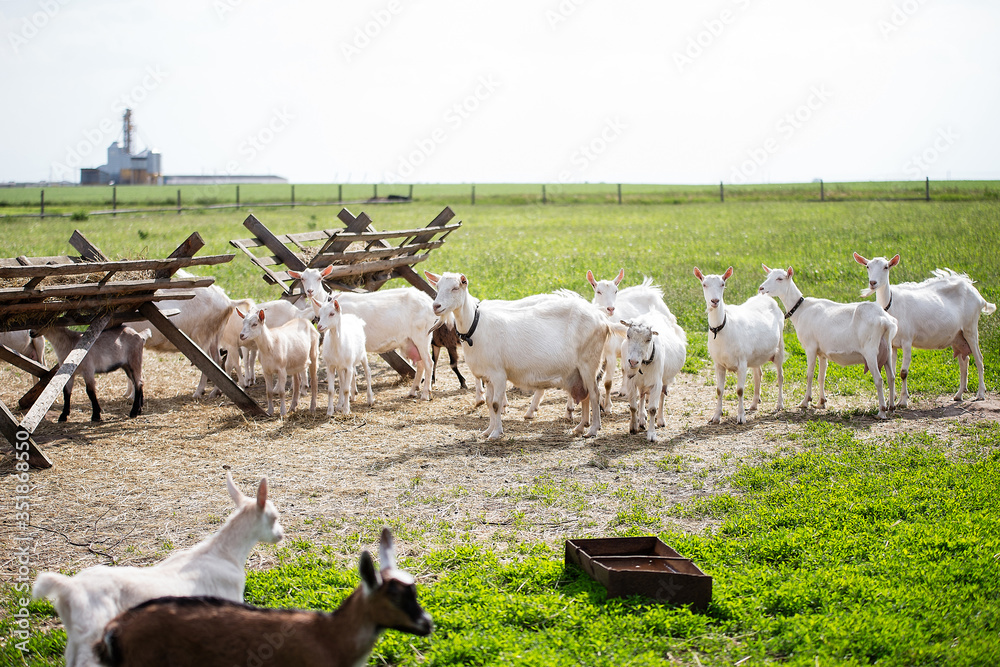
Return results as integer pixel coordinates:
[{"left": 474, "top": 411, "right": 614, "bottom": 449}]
[
  {"left": 31, "top": 572, "right": 71, "bottom": 603},
  {"left": 984, "top": 301, "right": 997, "bottom": 316},
  {"left": 95, "top": 625, "right": 123, "bottom": 667}
]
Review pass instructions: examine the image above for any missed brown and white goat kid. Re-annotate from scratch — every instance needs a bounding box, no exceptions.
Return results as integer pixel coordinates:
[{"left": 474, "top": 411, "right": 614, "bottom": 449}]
[
  {"left": 32, "top": 325, "right": 149, "bottom": 422},
  {"left": 94, "top": 528, "right": 432, "bottom": 667},
  {"left": 237, "top": 305, "right": 319, "bottom": 418},
  {"left": 33, "top": 473, "right": 284, "bottom": 667},
  {"left": 694, "top": 266, "right": 785, "bottom": 424}
]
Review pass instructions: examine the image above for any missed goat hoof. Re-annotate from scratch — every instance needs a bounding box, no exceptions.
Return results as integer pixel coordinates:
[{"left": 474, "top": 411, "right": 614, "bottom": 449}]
[{"left": 58, "top": 415, "right": 68, "bottom": 423}]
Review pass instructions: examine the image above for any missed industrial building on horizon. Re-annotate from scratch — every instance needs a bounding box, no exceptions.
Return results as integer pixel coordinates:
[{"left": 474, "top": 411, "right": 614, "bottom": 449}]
[{"left": 80, "top": 109, "right": 285, "bottom": 186}]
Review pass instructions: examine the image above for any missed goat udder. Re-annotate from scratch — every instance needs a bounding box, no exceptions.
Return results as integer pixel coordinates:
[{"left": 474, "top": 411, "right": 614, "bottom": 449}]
[
  {"left": 567, "top": 369, "right": 589, "bottom": 404},
  {"left": 951, "top": 332, "right": 972, "bottom": 358}
]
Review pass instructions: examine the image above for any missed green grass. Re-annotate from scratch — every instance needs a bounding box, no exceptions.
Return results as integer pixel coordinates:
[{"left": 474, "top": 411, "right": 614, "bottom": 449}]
[
  {"left": 2, "top": 180, "right": 998, "bottom": 215},
  {"left": 12, "top": 422, "right": 999, "bottom": 665}
]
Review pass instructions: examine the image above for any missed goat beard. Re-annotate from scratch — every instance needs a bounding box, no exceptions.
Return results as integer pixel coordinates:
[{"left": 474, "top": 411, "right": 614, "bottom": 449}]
[{"left": 859, "top": 287, "right": 876, "bottom": 298}]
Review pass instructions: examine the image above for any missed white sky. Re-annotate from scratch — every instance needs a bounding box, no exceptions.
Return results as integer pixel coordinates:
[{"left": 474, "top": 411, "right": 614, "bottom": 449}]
[{"left": 2, "top": 0, "right": 998, "bottom": 184}]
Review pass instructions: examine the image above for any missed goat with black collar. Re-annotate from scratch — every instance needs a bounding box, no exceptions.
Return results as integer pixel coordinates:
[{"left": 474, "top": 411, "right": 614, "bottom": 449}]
[{"left": 620, "top": 311, "right": 687, "bottom": 442}]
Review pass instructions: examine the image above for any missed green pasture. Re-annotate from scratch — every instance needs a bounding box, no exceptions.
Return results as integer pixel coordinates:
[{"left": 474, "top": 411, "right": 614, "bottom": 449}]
[
  {"left": 4, "top": 199, "right": 1000, "bottom": 665},
  {"left": 1, "top": 180, "right": 998, "bottom": 215}
]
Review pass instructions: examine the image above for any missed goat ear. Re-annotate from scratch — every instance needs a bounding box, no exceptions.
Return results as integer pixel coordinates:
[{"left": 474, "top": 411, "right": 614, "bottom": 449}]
[
  {"left": 359, "top": 550, "right": 382, "bottom": 593},
  {"left": 693, "top": 267, "right": 703, "bottom": 281},
  {"left": 787, "top": 266, "right": 794, "bottom": 277},
  {"left": 310, "top": 296, "right": 321, "bottom": 309},
  {"left": 614, "top": 268, "right": 625, "bottom": 285},
  {"left": 235, "top": 308, "right": 246, "bottom": 319},
  {"left": 762, "top": 263, "right": 771, "bottom": 273},
  {"left": 379, "top": 528, "right": 397, "bottom": 571},
  {"left": 424, "top": 271, "right": 439, "bottom": 286},
  {"left": 321, "top": 264, "right": 334, "bottom": 277},
  {"left": 257, "top": 309, "right": 265, "bottom": 322},
  {"left": 888, "top": 254, "right": 900, "bottom": 267},
  {"left": 459, "top": 274, "right": 468, "bottom": 286},
  {"left": 226, "top": 472, "right": 244, "bottom": 505},
  {"left": 723, "top": 266, "right": 734, "bottom": 281},
  {"left": 853, "top": 252, "right": 869, "bottom": 266},
  {"left": 586, "top": 270, "right": 597, "bottom": 288},
  {"left": 333, "top": 299, "right": 341, "bottom": 313},
  {"left": 288, "top": 270, "right": 301, "bottom": 279},
  {"left": 256, "top": 477, "right": 268, "bottom": 509}
]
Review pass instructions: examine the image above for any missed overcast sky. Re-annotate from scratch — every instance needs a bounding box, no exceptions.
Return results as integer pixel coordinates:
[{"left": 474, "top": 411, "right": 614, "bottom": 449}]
[{"left": 2, "top": 0, "right": 997, "bottom": 185}]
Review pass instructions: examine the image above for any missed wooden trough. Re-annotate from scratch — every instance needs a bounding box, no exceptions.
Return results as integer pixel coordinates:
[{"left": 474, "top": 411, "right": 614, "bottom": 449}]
[
  {"left": 230, "top": 206, "right": 461, "bottom": 378},
  {"left": 0, "top": 231, "right": 264, "bottom": 469}
]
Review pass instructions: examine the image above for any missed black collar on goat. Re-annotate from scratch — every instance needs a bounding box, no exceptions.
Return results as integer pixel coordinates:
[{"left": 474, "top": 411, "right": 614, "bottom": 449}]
[{"left": 458, "top": 306, "right": 481, "bottom": 346}]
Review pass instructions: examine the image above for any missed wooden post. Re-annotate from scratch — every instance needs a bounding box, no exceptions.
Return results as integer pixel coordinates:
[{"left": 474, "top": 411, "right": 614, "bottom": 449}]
[
  {"left": 471, "top": 184, "right": 476, "bottom": 206},
  {"left": 820, "top": 179, "right": 825, "bottom": 202},
  {"left": 40, "top": 190, "right": 44, "bottom": 218},
  {"left": 373, "top": 184, "right": 378, "bottom": 200},
  {"left": 925, "top": 177, "right": 930, "bottom": 202},
  {"left": 720, "top": 181, "right": 724, "bottom": 203},
  {"left": 177, "top": 189, "right": 181, "bottom": 214},
  {"left": 236, "top": 185, "right": 240, "bottom": 210},
  {"left": 338, "top": 184, "right": 342, "bottom": 202},
  {"left": 112, "top": 186, "right": 117, "bottom": 217},
  {"left": 0, "top": 401, "right": 51, "bottom": 469},
  {"left": 618, "top": 183, "right": 622, "bottom": 205},
  {"left": 291, "top": 184, "right": 295, "bottom": 208},
  {"left": 408, "top": 184, "right": 413, "bottom": 200},
  {"left": 542, "top": 184, "right": 547, "bottom": 204}
]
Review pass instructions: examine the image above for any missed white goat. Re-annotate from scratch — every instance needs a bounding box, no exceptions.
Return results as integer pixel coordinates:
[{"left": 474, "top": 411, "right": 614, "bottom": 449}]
[
  {"left": 94, "top": 529, "right": 431, "bottom": 667},
  {"left": 759, "top": 264, "right": 898, "bottom": 419},
  {"left": 0, "top": 330, "right": 45, "bottom": 364},
  {"left": 426, "top": 271, "right": 614, "bottom": 439},
  {"left": 32, "top": 473, "right": 284, "bottom": 667},
  {"left": 290, "top": 266, "right": 437, "bottom": 401},
  {"left": 694, "top": 266, "right": 785, "bottom": 424},
  {"left": 620, "top": 312, "right": 687, "bottom": 442},
  {"left": 124, "top": 270, "right": 236, "bottom": 398},
  {"left": 314, "top": 297, "right": 373, "bottom": 416},
  {"left": 586, "top": 269, "right": 679, "bottom": 411},
  {"left": 237, "top": 306, "right": 319, "bottom": 418},
  {"left": 237, "top": 299, "right": 313, "bottom": 389},
  {"left": 33, "top": 325, "right": 149, "bottom": 422},
  {"left": 854, "top": 252, "right": 996, "bottom": 406}
]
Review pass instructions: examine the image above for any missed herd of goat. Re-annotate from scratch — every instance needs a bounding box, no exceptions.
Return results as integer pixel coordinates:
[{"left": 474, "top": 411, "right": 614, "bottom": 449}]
[{"left": 3, "top": 252, "right": 995, "bottom": 442}]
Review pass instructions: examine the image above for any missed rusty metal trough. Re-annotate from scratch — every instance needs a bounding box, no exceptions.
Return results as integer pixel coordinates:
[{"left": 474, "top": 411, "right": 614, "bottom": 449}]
[{"left": 565, "top": 536, "right": 712, "bottom": 610}]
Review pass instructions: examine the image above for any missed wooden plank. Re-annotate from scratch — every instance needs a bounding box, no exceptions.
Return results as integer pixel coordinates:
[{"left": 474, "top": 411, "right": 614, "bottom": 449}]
[
  {"left": 19, "top": 313, "right": 110, "bottom": 434},
  {"left": 284, "top": 230, "right": 337, "bottom": 243},
  {"left": 0, "top": 343, "right": 48, "bottom": 376},
  {"left": 0, "top": 277, "right": 215, "bottom": 303},
  {"left": 311, "top": 239, "right": 446, "bottom": 266},
  {"left": 138, "top": 303, "right": 266, "bottom": 417},
  {"left": 17, "top": 367, "right": 57, "bottom": 409},
  {"left": 0, "top": 256, "right": 75, "bottom": 267},
  {"left": 0, "top": 255, "right": 234, "bottom": 279},
  {"left": 69, "top": 229, "right": 110, "bottom": 262},
  {"left": 273, "top": 254, "right": 429, "bottom": 283},
  {"left": 0, "top": 400, "right": 51, "bottom": 468},
  {"left": 242, "top": 214, "right": 309, "bottom": 272},
  {"left": 156, "top": 232, "right": 206, "bottom": 279},
  {"left": 229, "top": 240, "right": 291, "bottom": 295},
  {"left": 0, "top": 291, "right": 196, "bottom": 316},
  {"left": 318, "top": 224, "right": 461, "bottom": 244}
]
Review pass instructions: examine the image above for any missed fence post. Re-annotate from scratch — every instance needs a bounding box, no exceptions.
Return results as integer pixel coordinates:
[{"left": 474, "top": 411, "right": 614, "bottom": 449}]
[
  {"left": 112, "top": 186, "right": 117, "bottom": 216},
  {"left": 40, "top": 189, "right": 44, "bottom": 218},
  {"left": 925, "top": 177, "right": 930, "bottom": 202},
  {"left": 542, "top": 184, "right": 547, "bottom": 204},
  {"left": 820, "top": 179, "right": 825, "bottom": 202},
  {"left": 719, "top": 181, "right": 724, "bottom": 203},
  {"left": 373, "top": 184, "right": 378, "bottom": 200},
  {"left": 471, "top": 184, "right": 476, "bottom": 206},
  {"left": 618, "top": 183, "right": 622, "bottom": 205},
  {"left": 338, "top": 184, "right": 342, "bottom": 202},
  {"left": 177, "top": 189, "right": 181, "bottom": 214},
  {"left": 236, "top": 185, "right": 240, "bottom": 210},
  {"left": 291, "top": 184, "right": 295, "bottom": 208},
  {"left": 408, "top": 184, "right": 413, "bottom": 200}
]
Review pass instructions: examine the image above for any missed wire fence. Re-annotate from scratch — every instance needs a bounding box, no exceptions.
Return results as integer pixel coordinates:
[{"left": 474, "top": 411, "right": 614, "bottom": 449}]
[{"left": 1, "top": 179, "right": 997, "bottom": 218}]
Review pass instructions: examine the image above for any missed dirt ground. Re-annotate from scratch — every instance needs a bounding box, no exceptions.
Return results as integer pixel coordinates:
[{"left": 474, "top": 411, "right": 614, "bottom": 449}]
[{"left": 2, "top": 349, "right": 998, "bottom": 577}]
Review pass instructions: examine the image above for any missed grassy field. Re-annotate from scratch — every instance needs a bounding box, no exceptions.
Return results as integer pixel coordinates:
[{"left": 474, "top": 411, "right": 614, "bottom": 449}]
[
  {"left": 2, "top": 199, "right": 999, "bottom": 665},
  {"left": 2, "top": 180, "right": 998, "bottom": 216}
]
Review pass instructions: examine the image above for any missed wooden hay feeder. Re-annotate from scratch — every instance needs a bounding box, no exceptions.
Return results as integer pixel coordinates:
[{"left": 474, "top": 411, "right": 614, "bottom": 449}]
[{"left": 565, "top": 536, "right": 712, "bottom": 610}]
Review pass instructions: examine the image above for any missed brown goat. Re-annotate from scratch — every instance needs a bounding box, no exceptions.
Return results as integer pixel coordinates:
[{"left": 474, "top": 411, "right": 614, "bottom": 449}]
[
  {"left": 431, "top": 319, "right": 467, "bottom": 388},
  {"left": 95, "top": 528, "right": 432, "bottom": 667}
]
